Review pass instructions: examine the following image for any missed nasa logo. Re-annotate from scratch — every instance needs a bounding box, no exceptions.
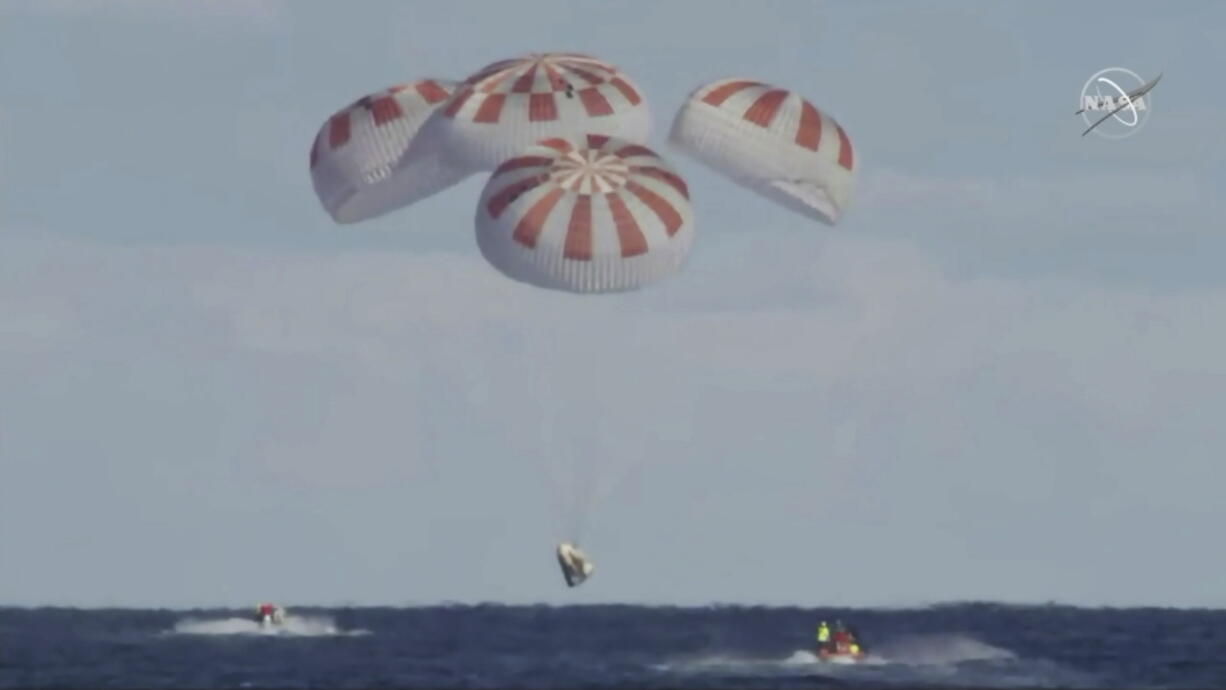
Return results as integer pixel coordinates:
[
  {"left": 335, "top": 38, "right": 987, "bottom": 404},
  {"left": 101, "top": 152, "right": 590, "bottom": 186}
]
[{"left": 1078, "top": 67, "right": 1157, "bottom": 139}]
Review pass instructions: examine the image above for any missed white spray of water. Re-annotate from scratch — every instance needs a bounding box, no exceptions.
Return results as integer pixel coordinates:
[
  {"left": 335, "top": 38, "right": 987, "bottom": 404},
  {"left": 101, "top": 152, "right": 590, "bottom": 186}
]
[
  {"left": 657, "top": 634, "right": 1097, "bottom": 688},
  {"left": 658, "top": 634, "right": 1013, "bottom": 677},
  {"left": 868, "top": 633, "right": 1016, "bottom": 665},
  {"left": 781, "top": 649, "right": 885, "bottom": 666},
  {"left": 171, "top": 614, "right": 369, "bottom": 637}
]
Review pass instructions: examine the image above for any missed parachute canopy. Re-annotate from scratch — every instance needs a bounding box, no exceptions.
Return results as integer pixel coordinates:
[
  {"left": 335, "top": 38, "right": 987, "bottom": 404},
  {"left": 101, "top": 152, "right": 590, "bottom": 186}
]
[
  {"left": 310, "top": 79, "right": 468, "bottom": 224},
  {"left": 669, "top": 78, "right": 856, "bottom": 225},
  {"left": 556, "top": 542, "right": 594, "bottom": 587},
  {"left": 434, "top": 53, "right": 652, "bottom": 172},
  {"left": 475, "top": 134, "right": 694, "bottom": 293}
]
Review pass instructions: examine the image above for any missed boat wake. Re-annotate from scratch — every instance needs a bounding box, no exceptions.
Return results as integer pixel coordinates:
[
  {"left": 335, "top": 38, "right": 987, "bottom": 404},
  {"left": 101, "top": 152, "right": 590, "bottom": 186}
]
[
  {"left": 170, "top": 614, "right": 369, "bottom": 637},
  {"left": 657, "top": 634, "right": 1095, "bottom": 688},
  {"left": 866, "top": 633, "right": 1016, "bottom": 665}
]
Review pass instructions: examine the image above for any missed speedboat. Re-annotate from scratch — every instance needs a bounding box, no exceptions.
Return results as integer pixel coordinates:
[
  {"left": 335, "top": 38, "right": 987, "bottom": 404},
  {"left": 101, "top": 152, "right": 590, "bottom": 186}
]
[
  {"left": 816, "top": 625, "right": 867, "bottom": 664},
  {"left": 817, "top": 644, "right": 866, "bottom": 664},
  {"left": 254, "top": 603, "right": 287, "bottom": 627}
]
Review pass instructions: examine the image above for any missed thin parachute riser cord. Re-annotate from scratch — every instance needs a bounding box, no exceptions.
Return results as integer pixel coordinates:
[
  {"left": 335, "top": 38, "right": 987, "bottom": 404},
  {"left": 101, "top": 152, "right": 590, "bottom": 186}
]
[
  {"left": 565, "top": 415, "right": 602, "bottom": 544},
  {"left": 530, "top": 333, "right": 572, "bottom": 542},
  {"left": 524, "top": 321, "right": 595, "bottom": 544},
  {"left": 555, "top": 318, "right": 655, "bottom": 546},
  {"left": 568, "top": 385, "right": 620, "bottom": 544},
  {"left": 577, "top": 455, "right": 649, "bottom": 538},
  {"left": 562, "top": 337, "right": 604, "bottom": 545},
  {"left": 518, "top": 297, "right": 670, "bottom": 547},
  {"left": 564, "top": 317, "right": 633, "bottom": 546},
  {"left": 527, "top": 313, "right": 624, "bottom": 546}
]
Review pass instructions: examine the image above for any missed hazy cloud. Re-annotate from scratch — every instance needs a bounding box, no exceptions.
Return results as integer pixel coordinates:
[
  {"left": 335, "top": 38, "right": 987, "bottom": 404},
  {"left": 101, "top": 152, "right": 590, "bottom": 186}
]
[
  {"left": 25, "top": 0, "right": 287, "bottom": 25},
  {"left": 4, "top": 233, "right": 1225, "bottom": 605}
]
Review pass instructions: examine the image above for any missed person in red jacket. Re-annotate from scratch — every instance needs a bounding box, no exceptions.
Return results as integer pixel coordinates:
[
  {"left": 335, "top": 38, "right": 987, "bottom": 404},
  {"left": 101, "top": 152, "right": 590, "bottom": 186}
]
[
  {"left": 255, "top": 603, "right": 277, "bottom": 624},
  {"left": 832, "top": 620, "right": 853, "bottom": 652}
]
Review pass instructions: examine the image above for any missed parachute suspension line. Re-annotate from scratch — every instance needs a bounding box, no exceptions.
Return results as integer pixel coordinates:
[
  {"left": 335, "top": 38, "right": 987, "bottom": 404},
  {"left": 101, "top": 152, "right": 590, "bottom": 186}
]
[
  {"left": 562, "top": 325, "right": 603, "bottom": 544},
  {"left": 566, "top": 401, "right": 603, "bottom": 543},
  {"left": 572, "top": 361, "right": 616, "bottom": 543},
  {"left": 572, "top": 342, "right": 658, "bottom": 539},
  {"left": 528, "top": 324, "right": 592, "bottom": 544},
  {"left": 563, "top": 322, "right": 653, "bottom": 545},
  {"left": 529, "top": 313, "right": 627, "bottom": 546},
  {"left": 533, "top": 331, "right": 570, "bottom": 541}
]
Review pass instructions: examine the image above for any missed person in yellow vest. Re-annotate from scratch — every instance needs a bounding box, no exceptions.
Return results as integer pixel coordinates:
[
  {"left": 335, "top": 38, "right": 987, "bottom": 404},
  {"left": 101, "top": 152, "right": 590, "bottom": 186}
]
[{"left": 816, "top": 620, "right": 831, "bottom": 651}]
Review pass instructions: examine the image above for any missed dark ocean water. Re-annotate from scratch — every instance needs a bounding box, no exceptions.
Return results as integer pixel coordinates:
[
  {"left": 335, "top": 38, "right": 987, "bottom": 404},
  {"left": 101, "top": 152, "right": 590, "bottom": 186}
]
[{"left": 2, "top": 603, "right": 1224, "bottom": 689}]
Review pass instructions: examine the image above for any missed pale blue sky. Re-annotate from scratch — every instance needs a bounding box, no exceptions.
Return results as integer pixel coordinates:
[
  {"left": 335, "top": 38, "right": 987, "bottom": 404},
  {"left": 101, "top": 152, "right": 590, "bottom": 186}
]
[{"left": 2, "top": 0, "right": 1224, "bottom": 608}]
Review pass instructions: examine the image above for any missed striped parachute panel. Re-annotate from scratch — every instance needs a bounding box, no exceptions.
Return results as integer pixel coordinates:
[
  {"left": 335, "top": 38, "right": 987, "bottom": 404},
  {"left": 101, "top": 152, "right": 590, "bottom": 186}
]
[
  {"left": 309, "top": 79, "right": 468, "bottom": 224},
  {"left": 433, "top": 54, "right": 651, "bottom": 172},
  {"left": 669, "top": 77, "right": 855, "bottom": 225},
  {"left": 475, "top": 134, "right": 693, "bottom": 293}
]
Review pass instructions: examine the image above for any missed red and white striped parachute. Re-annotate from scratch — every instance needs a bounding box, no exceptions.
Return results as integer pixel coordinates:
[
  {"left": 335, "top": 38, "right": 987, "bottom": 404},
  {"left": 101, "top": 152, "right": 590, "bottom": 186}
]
[
  {"left": 475, "top": 134, "right": 693, "bottom": 293},
  {"left": 435, "top": 53, "right": 652, "bottom": 172},
  {"left": 309, "top": 79, "right": 468, "bottom": 224},
  {"left": 669, "top": 78, "right": 856, "bottom": 225}
]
